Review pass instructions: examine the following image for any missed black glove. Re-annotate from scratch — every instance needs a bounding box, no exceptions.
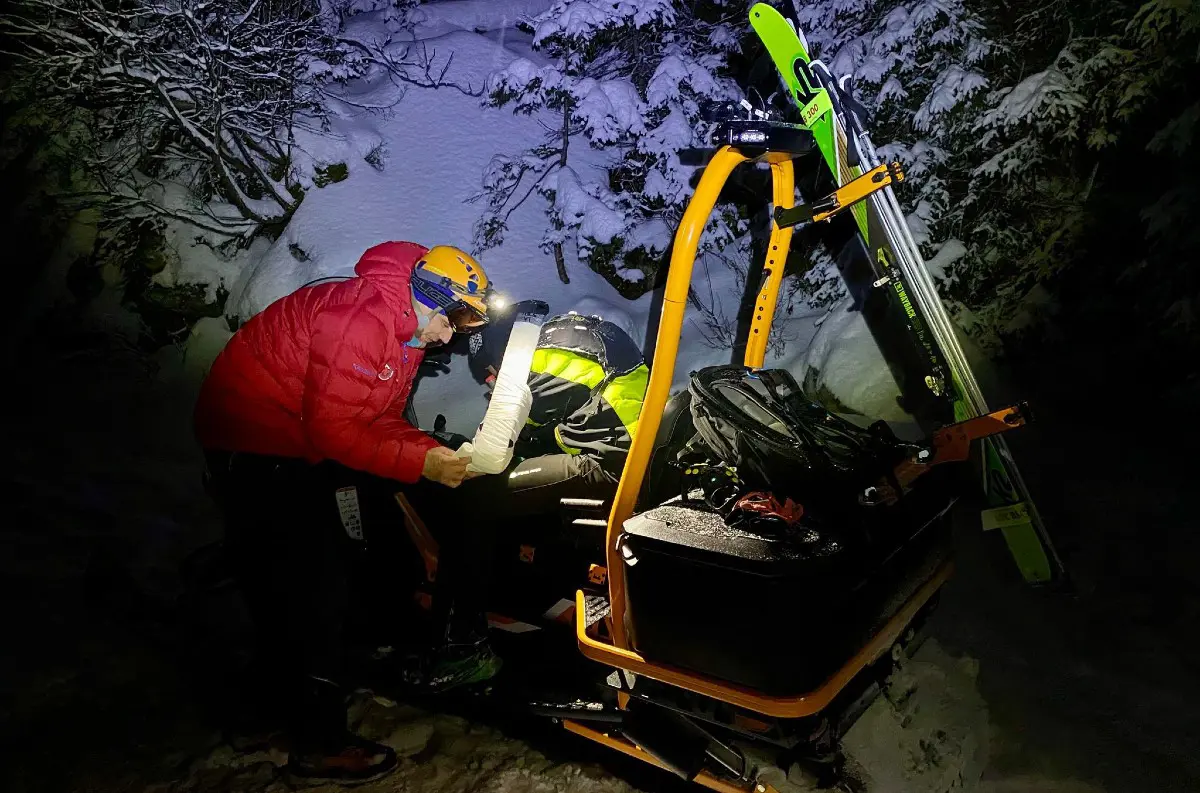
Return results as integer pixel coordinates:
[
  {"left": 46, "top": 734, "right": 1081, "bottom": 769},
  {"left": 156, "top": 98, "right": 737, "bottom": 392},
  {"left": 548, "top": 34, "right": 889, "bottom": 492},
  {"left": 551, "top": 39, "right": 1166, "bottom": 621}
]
[{"left": 418, "top": 350, "right": 453, "bottom": 376}]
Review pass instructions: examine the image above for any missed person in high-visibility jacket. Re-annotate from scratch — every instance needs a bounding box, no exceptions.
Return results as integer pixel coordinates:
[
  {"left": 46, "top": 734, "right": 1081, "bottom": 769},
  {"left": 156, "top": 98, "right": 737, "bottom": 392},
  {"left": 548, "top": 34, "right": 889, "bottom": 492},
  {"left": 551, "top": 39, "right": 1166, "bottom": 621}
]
[
  {"left": 410, "top": 304, "right": 648, "bottom": 675},
  {"left": 468, "top": 302, "right": 649, "bottom": 493}
]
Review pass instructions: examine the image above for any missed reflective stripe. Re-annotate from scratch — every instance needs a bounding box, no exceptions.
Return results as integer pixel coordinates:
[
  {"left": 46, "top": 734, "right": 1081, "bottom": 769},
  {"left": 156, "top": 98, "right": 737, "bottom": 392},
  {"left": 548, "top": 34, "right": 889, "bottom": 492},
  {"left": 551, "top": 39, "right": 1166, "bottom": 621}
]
[
  {"left": 487, "top": 614, "right": 542, "bottom": 633},
  {"left": 601, "top": 364, "right": 650, "bottom": 441},
  {"left": 531, "top": 348, "right": 606, "bottom": 390},
  {"left": 555, "top": 424, "right": 583, "bottom": 455}
]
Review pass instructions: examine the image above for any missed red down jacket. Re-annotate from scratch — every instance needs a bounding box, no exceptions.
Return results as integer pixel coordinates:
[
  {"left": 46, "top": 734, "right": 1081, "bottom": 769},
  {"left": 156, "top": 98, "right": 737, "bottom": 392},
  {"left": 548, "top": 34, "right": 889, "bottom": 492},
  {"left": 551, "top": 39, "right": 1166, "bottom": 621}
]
[{"left": 195, "top": 241, "right": 440, "bottom": 483}]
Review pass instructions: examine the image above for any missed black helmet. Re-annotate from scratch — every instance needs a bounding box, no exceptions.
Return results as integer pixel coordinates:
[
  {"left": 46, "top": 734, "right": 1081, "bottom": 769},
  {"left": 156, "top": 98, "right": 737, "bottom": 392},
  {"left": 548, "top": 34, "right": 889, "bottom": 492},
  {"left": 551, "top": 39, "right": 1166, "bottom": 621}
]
[
  {"left": 688, "top": 366, "right": 903, "bottom": 516},
  {"left": 466, "top": 299, "right": 548, "bottom": 384}
]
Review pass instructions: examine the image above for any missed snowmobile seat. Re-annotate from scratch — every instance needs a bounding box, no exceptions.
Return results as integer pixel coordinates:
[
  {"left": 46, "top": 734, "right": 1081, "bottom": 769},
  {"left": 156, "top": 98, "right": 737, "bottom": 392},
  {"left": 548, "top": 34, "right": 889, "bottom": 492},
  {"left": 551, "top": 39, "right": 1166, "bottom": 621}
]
[{"left": 638, "top": 391, "right": 695, "bottom": 510}]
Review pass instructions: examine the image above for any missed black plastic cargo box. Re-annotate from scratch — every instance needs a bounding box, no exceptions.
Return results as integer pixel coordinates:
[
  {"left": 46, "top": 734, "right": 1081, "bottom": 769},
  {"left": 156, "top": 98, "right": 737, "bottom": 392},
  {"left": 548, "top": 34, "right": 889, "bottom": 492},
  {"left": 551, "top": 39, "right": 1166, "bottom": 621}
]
[{"left": 621, "top": 476, "right": 955, "bottom": 697}]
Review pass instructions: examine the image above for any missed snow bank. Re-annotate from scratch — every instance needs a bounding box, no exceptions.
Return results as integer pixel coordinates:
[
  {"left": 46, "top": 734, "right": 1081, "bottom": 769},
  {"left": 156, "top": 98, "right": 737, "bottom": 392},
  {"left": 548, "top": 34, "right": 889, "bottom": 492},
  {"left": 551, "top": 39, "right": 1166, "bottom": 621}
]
[
  {"left": 785, "top": 297, "right": 909, "bottom": 422},
  {"left": 410, "top": 0, "right": 553, "bottom": 37},
  {"left": 926, "top": 237, "right": 967, "bottom": 283},
  {"left": 150, "top": 180, "right": 272, "bottom": 302},
  {"left": 156, "top": 224, "right": 261, "bottom": 305},
  {"left": 569, "top": 295, "right": 639, "bottom": 341},
  {"left": 182, "top": 316, "right": 234, "bottom": 380},
  {"left": 841, "top": 640, "right": 990, "bottom": 792}
]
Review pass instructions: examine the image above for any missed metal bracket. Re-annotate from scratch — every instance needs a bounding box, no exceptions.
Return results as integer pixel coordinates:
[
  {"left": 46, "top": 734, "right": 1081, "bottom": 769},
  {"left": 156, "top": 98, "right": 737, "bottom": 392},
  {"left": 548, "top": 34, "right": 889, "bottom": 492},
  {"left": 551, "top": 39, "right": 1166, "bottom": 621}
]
[
  {"left": 864, "top": 403, "right": 1033, "bottom": 505},
  {"left": 773, "top": 161, "right": 905, "bottom": 228}
]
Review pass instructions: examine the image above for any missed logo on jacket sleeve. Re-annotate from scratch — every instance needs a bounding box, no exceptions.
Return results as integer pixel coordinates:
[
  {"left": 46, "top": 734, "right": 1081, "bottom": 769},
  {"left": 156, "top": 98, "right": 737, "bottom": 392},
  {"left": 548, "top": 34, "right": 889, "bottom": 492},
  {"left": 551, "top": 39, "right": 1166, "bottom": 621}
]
[{"left": 352, "top": 362, "right": 395, "bottom": 381}]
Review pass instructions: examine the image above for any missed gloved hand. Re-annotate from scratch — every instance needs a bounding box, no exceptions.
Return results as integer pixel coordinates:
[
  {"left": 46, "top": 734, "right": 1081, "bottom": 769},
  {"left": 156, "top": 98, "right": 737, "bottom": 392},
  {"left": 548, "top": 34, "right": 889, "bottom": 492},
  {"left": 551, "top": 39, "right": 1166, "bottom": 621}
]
[
  {"left": 418, "top": 350, "right": 453, "bottom": 377},
  {"left": 422, "top": 446, "right": 471, "bottom": 488}
]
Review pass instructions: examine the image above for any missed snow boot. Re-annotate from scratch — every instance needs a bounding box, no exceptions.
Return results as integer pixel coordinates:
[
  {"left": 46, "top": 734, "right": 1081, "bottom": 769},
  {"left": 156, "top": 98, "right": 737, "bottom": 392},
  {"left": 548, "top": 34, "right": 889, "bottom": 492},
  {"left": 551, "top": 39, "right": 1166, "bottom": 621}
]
[
  {"left": 285, "top": 734, "right": 398, "bottom": 786},
  {"left": 283, "top": 675, "right": 398, "bottom": 785},
  {"left": 402, "top": 640, "right": 503, "bottom": 693}
]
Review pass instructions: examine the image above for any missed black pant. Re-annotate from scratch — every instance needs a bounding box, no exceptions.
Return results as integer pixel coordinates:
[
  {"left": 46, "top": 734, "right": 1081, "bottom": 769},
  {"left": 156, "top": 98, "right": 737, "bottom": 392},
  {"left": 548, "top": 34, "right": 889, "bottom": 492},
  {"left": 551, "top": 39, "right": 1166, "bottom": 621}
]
[
  {"left": 204, "top": 451, "right": 402, "bottom": 745},
  {"left": 467, "top": 453, "right": 616, "bottom": 517},
  {"left": 207, "top": 449, "right": 613, "bottom": 684},
  {"left": 409, "top": 453, "right": 616, "bottom": 645}
]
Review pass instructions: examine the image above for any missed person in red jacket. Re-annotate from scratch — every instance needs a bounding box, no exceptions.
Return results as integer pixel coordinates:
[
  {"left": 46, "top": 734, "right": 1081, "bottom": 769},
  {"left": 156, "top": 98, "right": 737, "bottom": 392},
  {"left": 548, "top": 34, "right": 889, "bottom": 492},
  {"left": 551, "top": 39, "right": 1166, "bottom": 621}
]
[{"left": 196, "top": 241, "right": 494, "bottom": 784}]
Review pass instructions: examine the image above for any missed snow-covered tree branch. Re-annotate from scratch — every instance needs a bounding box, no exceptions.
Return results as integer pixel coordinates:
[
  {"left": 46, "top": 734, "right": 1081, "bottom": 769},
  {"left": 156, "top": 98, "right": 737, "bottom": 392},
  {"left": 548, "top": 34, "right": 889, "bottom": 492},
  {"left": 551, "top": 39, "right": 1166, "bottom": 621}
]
[
  {"left": 473, "top": 0, "right": 745, "bottom": 297},
  {"left": 0, "top": 0, "right": 354, "bottom": 236},
  {"left": 784, "top": 0, "right": 1200, "bottom": 347}
]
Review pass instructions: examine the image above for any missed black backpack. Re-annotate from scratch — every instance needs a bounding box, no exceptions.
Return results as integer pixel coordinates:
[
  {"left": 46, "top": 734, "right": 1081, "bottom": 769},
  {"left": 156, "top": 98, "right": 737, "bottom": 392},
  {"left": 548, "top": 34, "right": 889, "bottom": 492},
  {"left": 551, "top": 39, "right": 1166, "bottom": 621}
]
[{"left": 687, "top": 365, "right": 907, "bottom": 520}]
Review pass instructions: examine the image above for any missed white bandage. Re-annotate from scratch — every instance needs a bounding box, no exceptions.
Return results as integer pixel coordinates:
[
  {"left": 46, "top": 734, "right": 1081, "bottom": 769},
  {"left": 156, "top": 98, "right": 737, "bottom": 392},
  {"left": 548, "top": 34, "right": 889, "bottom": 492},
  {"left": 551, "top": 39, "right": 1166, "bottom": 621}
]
[{"left": 458, "top": 305, "right": 548, "bottom": 474}]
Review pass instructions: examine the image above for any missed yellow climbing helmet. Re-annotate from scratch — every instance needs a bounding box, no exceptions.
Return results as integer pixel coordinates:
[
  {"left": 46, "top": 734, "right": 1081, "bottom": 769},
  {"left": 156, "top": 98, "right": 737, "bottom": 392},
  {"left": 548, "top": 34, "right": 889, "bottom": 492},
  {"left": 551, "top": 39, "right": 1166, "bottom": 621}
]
[{"left": 411, "top": 246, "right": 494, "bottom": 332}]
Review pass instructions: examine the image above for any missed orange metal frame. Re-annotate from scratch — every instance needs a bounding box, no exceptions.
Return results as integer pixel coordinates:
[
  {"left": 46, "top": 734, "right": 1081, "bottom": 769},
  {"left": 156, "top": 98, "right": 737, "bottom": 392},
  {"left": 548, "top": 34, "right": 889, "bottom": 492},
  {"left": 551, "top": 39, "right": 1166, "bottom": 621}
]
[
  {"left": 885, "top": 404, "right": 1030, "bottom": 498},
  {"left": 929, "top": 403, "right": 1028, "bottom": 465},
  {"left": 587, "top": 145, "right": 958, "bottom": 722},
  {"left": 395, "top": 492, "right": 439, "bottom": 582},
  {"left": 603, "top": 147, "right": 797, "bottom": 650}
]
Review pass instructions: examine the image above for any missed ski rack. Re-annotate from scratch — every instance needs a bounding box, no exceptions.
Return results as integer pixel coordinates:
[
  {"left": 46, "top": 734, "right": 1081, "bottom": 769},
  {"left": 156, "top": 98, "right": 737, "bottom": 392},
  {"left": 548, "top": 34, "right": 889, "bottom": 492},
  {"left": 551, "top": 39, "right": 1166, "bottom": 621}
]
[
  {"left": 827, "top": 77, "right": 1066, "bottom": 583},
  {"left": 748, "top": 1, "right": 1066, "bottom": 584},
  {"left": 710, "top": 118, "right": 815, "bottom": 157},
  {"left": 866, "top": 404, "right": 1033, "bottom": 506},
  {"left": 773, "top": 161, "right": 905, "bottom": 228}
]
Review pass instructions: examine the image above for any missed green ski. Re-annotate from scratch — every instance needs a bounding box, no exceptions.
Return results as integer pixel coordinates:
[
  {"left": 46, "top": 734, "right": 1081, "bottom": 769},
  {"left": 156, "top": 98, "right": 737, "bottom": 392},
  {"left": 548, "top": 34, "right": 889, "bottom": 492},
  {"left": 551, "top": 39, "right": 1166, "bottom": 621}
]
[{"left": 749, "top": 2, "right": 1064, "bottom": 584}]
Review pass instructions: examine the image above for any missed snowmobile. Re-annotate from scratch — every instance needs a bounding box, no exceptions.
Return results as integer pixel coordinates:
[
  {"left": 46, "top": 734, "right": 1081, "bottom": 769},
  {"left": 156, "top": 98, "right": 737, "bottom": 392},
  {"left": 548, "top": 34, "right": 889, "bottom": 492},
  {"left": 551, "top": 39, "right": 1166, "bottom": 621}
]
[{"left": 381, "top": 9, "right": 1051, "bottom": 790}]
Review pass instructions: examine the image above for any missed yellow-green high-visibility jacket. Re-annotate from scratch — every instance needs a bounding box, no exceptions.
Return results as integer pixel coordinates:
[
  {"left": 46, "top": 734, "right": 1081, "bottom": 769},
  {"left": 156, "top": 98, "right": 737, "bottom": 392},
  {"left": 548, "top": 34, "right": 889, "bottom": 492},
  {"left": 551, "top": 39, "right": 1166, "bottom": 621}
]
[{"left": 518, "top": 314, "right": 648, "bottom": 478}]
